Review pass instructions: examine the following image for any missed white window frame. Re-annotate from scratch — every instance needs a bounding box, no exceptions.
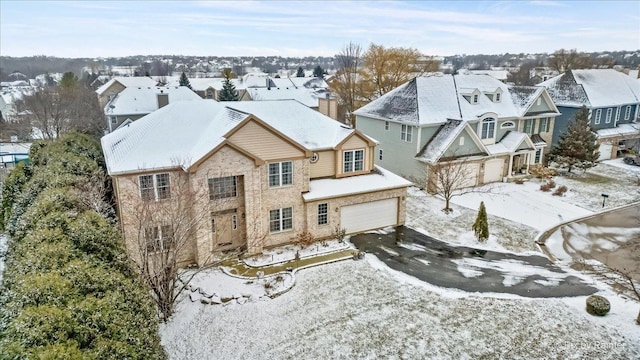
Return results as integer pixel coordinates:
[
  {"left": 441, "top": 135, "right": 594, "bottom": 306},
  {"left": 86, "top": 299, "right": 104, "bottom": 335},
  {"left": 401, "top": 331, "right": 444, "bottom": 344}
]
[
  {"left": 539, "top": 118, "right": 549, "bottom": 133},
  {"left": 473, "top": 94, "right": 479, "bottom": 104},
  {"left": 459, "top": 137, "right": 465, "bottom": 146},
  {"left": 625, "top": 105, "right": 632, "bottom": 120},
  {"left": 595, "top": 109, "right": 602, "bottom": 124},
  {"left": 110, "top": 116, "right": 117, "bottom": 124},
  {"left": 317, "top": 203, "right": 328, "bottom": 226},
  {"left": 524, "top": 119, "right": 535, "bottom": 135},
  {"left": 208, "top": 176, "right": 237, "bottom": 200},
  {"left": 378, "top": 149, "right": 383, "bottom": 161},
  {"left": 615, "top": 107, "right": 621, "bottom": 123},
  {"left": 145, "top": 225, "right": 173, "bottom": 253},
  {"left": 269, "top": 207, "right": 293, "bottom": 233},
  {"left": 605, "top": 108, "right": 612, "bottom": 124},
  {"left": 480, "top": 118, "right": 495, "bottom": 139},
  {"left": 384, "top": 121, "right": 389, "bottom": 131},
  {"left": 534, "top": 148, "right": 543, "bottom": 164},
  {"left": 268, "top": 161, "right": 293, "bottom": 187},
  {"left": 139, "top": 173, "right": 170, "bottom": 201},
  {"left": 343, "top": 149, "right": 365, "bottom": 173},
  {"left": 500, "top": 121, "right": 515, "bottom": 129},
  {"left": 401, "top": 124, "right": 412, "bottom": 142},
  {"left": 495, "top": 92, "right": 501, "bottom": 102}
]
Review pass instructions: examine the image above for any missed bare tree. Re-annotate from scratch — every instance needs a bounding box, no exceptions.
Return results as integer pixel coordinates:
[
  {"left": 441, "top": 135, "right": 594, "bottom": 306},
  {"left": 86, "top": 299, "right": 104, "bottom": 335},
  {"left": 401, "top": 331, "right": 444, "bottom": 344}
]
[
  {"left": 426, "top": 159, "right": 477, "bottom": 213},
  {"left": 330, "top": 41, "right": 364, "bottom": 124},
  {"left": 548, "top": 49, "right": 593, "bottom": 73}
]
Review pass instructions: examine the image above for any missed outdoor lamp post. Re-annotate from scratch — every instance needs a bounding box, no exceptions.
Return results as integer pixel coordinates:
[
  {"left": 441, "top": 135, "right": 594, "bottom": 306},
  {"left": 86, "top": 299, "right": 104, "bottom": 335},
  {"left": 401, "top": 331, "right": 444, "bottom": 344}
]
[{"left": 601, "top": 193, "right": 609, "bottom": 208}]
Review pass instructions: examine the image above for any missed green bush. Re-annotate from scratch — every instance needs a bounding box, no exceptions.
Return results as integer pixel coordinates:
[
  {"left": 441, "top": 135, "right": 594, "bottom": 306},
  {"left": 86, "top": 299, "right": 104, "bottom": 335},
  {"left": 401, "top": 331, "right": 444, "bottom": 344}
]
[{"left": 0, "top": 162, "right": 32, "bottom": 230}]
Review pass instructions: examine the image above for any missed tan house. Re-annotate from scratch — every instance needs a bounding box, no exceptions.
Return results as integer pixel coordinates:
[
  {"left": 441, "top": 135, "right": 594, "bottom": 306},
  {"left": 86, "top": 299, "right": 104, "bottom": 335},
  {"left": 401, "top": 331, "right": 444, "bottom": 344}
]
[
  {"left": 101, "top": 99, "right": 410, "bottom": 267},
  {"left": 95, "top": 76, "right": 159, "bottom": 107}
]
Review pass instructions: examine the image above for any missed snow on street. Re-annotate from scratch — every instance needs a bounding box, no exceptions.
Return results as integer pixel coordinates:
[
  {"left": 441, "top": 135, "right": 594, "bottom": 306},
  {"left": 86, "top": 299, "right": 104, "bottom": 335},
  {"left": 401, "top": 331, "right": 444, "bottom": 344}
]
[{"left": 160, "top": 259, "right": 639, "bottom": 359}]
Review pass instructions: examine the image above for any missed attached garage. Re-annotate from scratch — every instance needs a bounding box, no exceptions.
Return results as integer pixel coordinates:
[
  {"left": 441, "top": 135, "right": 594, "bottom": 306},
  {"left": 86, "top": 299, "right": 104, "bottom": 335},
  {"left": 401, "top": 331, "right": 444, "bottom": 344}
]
[
  {"left": 483, "top": 158, "right": 504, "bottom": 183},
  {"left": 458, "top": 163, "right": 479, "bottom": 189},
  {"left": 598, "top": 142, "right": 613, "bottom": 161},
  {"left": 340, "top": 198, "right": 399, "bottom": 234}
]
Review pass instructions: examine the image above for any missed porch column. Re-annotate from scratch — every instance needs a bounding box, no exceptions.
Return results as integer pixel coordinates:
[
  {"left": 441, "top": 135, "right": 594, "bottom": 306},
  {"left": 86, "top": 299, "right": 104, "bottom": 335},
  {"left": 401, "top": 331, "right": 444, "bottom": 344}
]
[{"left": 508, "top": 154, "right": 514, "bottom": 176}]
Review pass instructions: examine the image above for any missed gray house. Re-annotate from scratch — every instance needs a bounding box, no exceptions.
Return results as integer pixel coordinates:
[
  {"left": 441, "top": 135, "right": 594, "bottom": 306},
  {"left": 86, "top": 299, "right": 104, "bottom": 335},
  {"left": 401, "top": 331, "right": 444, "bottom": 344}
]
[
  {"left": 354, "top": 74, "right": 560, "bottom": 190},
  {"left": 539, "top": 69, "right": 640, "bottom": 160}
]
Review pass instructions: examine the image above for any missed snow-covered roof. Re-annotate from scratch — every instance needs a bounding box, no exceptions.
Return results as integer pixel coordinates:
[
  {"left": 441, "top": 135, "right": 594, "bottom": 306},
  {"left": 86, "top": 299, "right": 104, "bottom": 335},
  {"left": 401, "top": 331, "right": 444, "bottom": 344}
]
[
  {"left": 355, "top": 74, "right": 553, "bottom": 126},
  {"left": 0, "top": 142, "right": 31, "bottom": 155},
  {"left": 486, "top": 131, "right": 534, "bottom": 156},
  {"left": 104, "top": 86, "right": 201, "bottom": 116},
  {"left": 102, "top": 99, "right": 357, "bottom": 175},
  {"left": 165, "top": 78, "right": 247, "bottom": 91},
  {"left": 596, "top": 123, "right": 640, "bottom": 139},
  {"left": 459, "top": 69, "right": 510, "bottom": 81},
  {"left": 416, "top": 119, "right": 469, "bottom": 163},
  {"left": 95, "top": 76, "right": 158, "bottom": 95},
  {"left": 289, "top": 77, "right": 329, "bottom": 89},
  {"left": 540, "top": 69, "right": 640, "bottom": 108},
  {"left": 248, "top": 87, "right": 328, "bottom": 108},
  {"left": 302, "top": 166, "right": 411, "bottom": 201}
]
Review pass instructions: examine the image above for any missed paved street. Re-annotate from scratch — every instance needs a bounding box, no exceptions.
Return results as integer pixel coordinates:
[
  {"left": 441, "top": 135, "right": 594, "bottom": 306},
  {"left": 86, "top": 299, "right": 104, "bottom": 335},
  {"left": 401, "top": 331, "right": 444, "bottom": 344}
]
[{"left": 351, "top": 227, "right": 597, "bottom": 298}]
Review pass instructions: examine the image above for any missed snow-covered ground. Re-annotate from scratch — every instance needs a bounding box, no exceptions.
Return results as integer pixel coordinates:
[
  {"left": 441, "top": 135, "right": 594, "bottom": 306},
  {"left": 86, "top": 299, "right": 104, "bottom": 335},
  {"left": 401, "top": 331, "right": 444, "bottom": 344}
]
[
  {"left": 161, "top": 259, "right": 639, "bottom": 359},
  {"left": 159, "top": 161, "right": 640, "bottom": 358}
]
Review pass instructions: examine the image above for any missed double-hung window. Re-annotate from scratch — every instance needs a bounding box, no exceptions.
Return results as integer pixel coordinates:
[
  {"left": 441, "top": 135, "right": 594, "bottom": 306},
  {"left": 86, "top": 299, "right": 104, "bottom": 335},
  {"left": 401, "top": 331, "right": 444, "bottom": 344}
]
[
  {"left": 317, "top": 203, "right": 328, "bottom": 225},
  {"left": 539, "top": 118, "right": 549, "bottom": 133},
  {"left": 523, "top": 119, "right": 535, "bottom": 135},
  {"left": 594, "top": 109, "right": 602, "bottom": 124},
  {"left": 384, "top": 121, "right": 390, "bottom": 131},
  {"left": 481, "top": 118, "right": 495, "bottom": 139},
  {"left": 270, "top": 207, "right": 293, "bottom": 232},
  {"left": 615, "top": 107, "right": 621, "bottom": 123},
  {"left": 534, "top": 148, "right": 542, "bottom": 164},
  {"left": 401, "top": 124, "right": 412, "bottom": 142},
  {"left": 268, "top": 161, "right": 293, "bottom": 187},
  {"left": 139, "top": 173, "right": 171, "bottom": 200},
  {"left": 343, "top": 149, "right": 364, "bottom": 173},
  {"left": 625, "top": 105, "right": 632, "bottom": 121},
  {"left": 208, "top": 176, "right": 237, "bottom": 200},
  {"left": 605, "top": 108, "right": 613, "bottom": 124},
  {"left": 145, "top": 225, "right": 173, "bottom": 252}
]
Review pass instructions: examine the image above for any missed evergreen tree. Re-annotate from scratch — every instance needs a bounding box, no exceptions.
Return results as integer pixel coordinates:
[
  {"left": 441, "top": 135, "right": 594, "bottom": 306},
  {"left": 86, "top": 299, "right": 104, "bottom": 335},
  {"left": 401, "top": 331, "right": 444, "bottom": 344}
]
[
  {"left": 296, "top": 66, "right": 305, "bottom": 77},
  {"left": 179, "top": 71, "right": 192, "bottom": 89},
  {"left": 548, "top": 106, "right": 599, "bottom": 173},
  {"left": 313, "top": 65, "right": 324, "bottom": 78},
  {"left": 218, "top": 72, "right": 239, "bottom": 101},
  {"left": 58, "top": 72, "right": 78, "bottom": 90},
  {"left": 472, "top": 201, "right": 489, "bottom": 242}
]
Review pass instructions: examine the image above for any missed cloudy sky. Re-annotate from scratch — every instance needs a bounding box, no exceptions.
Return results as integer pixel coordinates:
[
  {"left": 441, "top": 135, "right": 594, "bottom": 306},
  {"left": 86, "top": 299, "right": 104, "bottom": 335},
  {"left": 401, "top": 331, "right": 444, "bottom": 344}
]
[{"left": 1, "top": 1, "right": 639, "bottom": 58}]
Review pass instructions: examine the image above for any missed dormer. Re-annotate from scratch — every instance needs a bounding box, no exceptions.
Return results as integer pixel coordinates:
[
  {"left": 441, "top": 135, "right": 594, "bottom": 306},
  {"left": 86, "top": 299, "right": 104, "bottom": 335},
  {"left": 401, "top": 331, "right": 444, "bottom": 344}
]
[
  {"left": 483, "top": 87, "right": 503, "bottom": 103},
  {"left": 461, "top": 88, "right": 483, "bottom": 105}
]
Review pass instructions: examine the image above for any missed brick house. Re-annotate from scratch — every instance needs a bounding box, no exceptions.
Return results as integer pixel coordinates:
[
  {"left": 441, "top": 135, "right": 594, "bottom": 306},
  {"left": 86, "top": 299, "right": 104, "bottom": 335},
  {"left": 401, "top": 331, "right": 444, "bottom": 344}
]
[{"left": 101, "top": 99, "right": 410, "bottom": 267}]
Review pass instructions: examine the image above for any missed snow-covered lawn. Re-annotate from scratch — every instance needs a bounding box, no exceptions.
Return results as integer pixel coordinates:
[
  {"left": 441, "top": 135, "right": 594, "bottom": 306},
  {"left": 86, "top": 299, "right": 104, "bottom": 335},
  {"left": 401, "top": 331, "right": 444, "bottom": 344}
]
[
  {"left": 161, "top": 258, "right": 640, "bottom": 359},
  {"left": 451, "top": 180, "right": 592, "bottom": 231}
]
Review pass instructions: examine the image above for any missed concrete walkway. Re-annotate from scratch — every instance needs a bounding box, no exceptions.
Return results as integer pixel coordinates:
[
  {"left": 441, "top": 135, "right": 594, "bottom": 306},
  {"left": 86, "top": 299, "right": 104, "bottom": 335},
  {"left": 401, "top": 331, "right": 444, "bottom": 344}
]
[{"left": 351, "top": 227, "right": 597, "bottom": 298}]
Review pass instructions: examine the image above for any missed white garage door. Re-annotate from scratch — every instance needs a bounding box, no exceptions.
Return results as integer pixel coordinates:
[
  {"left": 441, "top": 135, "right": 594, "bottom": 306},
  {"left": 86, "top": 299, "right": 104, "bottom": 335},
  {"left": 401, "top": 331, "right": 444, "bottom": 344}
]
[
  {"left": 340, "top": 198, "right": 398, "bottom": 234},
  {"left": 458, "top": 163, "right": 479, "bottom": 189},
  {"left": 598, "top": 142, "right": 613, "bottom": 161},
  {"left": 483, "top": 159, "right": 504, "bottom": 183}
]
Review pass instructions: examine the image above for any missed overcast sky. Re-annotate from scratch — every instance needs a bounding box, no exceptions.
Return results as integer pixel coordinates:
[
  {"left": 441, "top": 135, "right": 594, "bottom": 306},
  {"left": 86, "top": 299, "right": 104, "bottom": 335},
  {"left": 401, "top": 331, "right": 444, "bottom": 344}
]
[{"left": 1, "top": 1, "right": 639, "bottom": 58}]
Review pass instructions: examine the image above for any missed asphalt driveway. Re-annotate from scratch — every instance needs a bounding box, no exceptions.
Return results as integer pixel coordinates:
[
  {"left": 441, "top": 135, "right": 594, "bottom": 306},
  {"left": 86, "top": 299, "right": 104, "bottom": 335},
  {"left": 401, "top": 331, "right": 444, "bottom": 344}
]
[{"left": 351, "top": 226, "right": 597, "bottom": 298}]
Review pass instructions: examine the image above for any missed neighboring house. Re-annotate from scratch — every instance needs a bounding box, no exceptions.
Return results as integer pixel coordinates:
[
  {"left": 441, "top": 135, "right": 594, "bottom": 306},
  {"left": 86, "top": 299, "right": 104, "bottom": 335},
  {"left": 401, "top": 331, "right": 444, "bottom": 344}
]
[
  {"left": 247, "top": 87, "right": 338, "bottom": 120},
  {"left": 0, "top": 142, "right": 31, "bottom": 168},
  {"left": 166, "top": 77, "right": 251, "bottom": 101},
  {"left": 539, "top": 69, "right": 640, "bottom": 160},
  {"left": 104, "top": 86, "right": 201, "bottom": 132},
  {"left": 354, "top": 74, "right": 560, "bottom": 191},
  {"left": 95, "top": 76, "right": 159, "bottom": 107},
  {"left": 459, "top": 69, "right": 510, "bottom": 82},
  {"left": 101, "top": 99, "right": 410, "bottom": 266}
]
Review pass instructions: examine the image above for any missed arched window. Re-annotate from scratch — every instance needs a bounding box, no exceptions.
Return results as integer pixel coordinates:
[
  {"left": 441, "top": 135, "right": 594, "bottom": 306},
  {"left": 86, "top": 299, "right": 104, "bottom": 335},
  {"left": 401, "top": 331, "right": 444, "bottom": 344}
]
[
  {"left": 481, "top": 118, "right": 495, "bottom": 139},
  {"left": 500, "top": 121, "right": 515, "bottom": 129}
]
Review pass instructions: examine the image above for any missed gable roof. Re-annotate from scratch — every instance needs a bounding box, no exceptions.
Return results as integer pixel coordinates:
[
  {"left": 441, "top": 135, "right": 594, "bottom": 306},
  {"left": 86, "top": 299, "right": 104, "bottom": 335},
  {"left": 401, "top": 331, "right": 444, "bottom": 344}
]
[
  {"left": 354, "top": 74, "right": 556, "bottom": 126},
  {"left": 95, "top": 76, "right": 158, "bottom": 96},
  {"left": 540, "top": 69, "right": 640, "bottom": 108},
  {"left": 104, "top": 86, "right": 202, "bottom": 116},
  {"left": 101, "top": 99, "right": 357, "bottom": 175},
  {"left": 416, "top": 119, "right": 487, "bottom": 163},
  {"left": 486, "top": 131, "right": 535, "bottom": 156}
]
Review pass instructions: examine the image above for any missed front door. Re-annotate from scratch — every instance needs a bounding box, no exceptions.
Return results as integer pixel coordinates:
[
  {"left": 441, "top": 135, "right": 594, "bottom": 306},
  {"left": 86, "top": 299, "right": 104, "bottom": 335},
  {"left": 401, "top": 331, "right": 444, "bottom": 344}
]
[{"left": 211, "top": 209, "right": 244, "bottom": 250}]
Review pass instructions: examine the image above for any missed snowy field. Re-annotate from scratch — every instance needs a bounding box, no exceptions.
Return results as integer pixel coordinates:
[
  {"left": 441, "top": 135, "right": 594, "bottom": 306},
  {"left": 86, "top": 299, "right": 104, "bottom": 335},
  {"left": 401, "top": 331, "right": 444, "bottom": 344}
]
[{"left": 161, "top": 258, "right": 640, "bottom": 359}]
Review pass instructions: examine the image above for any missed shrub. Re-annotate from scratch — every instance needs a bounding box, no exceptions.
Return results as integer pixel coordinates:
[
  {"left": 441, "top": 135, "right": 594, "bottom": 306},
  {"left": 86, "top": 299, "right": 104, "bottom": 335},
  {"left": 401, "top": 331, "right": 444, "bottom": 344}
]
[
  {"left": 529, "top": 166, "right": 557, "bottom": 179},
  {"left": 295, "top": 231, "right": 315, "bottom": 247},
  {"left": 553, "top": 185, "right": 568, "bottom": 196},
  {"left": 540, "top": 183, "right": 552, "bottom": 192},
  {"left": 514, "top": 179, "right": 524, "bottom": 185},
  {"left": 586, "top": 295, "right": 610, "bottom": 316}
]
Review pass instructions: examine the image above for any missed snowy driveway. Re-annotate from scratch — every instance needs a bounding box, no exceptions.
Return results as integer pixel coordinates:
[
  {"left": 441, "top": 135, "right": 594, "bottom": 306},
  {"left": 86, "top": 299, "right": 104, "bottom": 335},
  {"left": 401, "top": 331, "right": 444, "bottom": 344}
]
[
  {"left": 351, "top": 227, "right": 597, "bottom": 298},
  {"left": 450, "top": 181, "right": 593, "bottom": 231}
]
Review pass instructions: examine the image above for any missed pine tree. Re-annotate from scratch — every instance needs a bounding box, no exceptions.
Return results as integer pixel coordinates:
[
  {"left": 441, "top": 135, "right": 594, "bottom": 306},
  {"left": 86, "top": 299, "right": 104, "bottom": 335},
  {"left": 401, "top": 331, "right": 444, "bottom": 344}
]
[
  {"left": 313, "top": 65, "right": 324, "bottom": 78},
  {"left": 218, "top": 72, "right": 239, "bottom": 101},
  {"left": 296, "top": 66, "right": 305, "bottom": 77},
  {"left": 548, "top": 106, "right": 599, "bottom": 173},
  {"left": 179, "top": 71, "right": 192, "bottom": 89},
  {"left": 472, "top": 201, "right": 489, "bottom": 242}
]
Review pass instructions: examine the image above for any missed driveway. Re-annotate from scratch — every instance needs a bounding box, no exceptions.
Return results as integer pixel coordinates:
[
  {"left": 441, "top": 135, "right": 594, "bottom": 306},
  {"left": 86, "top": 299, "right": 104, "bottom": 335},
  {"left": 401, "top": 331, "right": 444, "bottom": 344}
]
[{"left": 351, "top": 227, "right": 597, "bottom": 298}]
